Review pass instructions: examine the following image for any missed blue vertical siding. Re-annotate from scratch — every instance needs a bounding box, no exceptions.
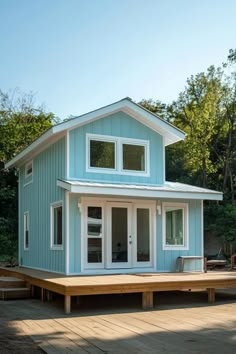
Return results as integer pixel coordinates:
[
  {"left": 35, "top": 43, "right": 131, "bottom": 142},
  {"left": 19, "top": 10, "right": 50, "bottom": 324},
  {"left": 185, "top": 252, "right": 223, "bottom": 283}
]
[
  {"left": 68, "top": 194, "right": 81, "bottom": 274},
  {"left": 69, "top": 111, "right": 164, "bottom": 185},
  {"left": 19, "top": 137, "right": 66, "bottom": 273},
  {"left": 156, "top": 199, "right": 203, "bottom": 272}
]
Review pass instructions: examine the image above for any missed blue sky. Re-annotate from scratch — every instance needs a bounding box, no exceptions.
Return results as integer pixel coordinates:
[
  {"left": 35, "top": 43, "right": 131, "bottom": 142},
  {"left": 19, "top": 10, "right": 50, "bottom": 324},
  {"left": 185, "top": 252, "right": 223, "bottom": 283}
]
[{"left": 0, "top": 0, "right": 235, "bottom": 119}]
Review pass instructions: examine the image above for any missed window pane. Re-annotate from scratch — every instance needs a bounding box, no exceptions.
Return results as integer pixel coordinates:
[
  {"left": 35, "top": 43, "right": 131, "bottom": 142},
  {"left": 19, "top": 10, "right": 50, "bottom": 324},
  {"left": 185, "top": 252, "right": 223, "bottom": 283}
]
[
  {"left": 25, "top": 230, "right": 29, "bottom": 248},
  {"left": 26, "top": 162, "right": 33, "bottom": 176},
  {"left": 54, "top": 206, "right": 62, "bottom": 245},
  {"left": 166, "top": 208, "right": 183, "bottom": 245},
  {"left": 88, "top": 207, "right": 102, "bottom": 236},
  {"left": 24, "top": 213, "right": 29, "bottom": 249},
  {"left": 90, "top": 140, "right": 115, "bottom": 169},
  {"left": 112, "top": 207, "right": 127, "bottom": 262},
  {"left": 88, "top": 238, "right": 102, "bottom": 263},
  {"left": 123, "top": 144, "right": 145, "bottom": 171},
  {"left": 137, "top": 209, "right": 150, "bottom": 262}
]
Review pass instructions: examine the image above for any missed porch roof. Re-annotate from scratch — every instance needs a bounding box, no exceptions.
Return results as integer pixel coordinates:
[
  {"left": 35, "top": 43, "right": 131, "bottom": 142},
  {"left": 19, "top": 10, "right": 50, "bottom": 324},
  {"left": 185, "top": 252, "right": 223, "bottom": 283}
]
[{"left": 57, "top": 179, "right": 223, "bottom": 201}]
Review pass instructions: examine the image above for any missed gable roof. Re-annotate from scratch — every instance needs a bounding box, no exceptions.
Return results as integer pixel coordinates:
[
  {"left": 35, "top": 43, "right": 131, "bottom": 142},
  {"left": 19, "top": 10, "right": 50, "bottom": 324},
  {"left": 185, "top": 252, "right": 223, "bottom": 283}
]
[{"left": 5, "top": 97, "right": 185, "bottom": 168}]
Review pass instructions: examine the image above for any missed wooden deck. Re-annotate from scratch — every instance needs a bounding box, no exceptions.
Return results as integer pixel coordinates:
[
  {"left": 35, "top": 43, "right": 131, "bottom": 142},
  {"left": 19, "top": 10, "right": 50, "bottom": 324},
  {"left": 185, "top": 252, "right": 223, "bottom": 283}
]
[
  {"left": 1, "top": 266, "right": 236, "bottom": 314},
  {"left": 1, "top": 294, "right": 236, "bottom": 354}
]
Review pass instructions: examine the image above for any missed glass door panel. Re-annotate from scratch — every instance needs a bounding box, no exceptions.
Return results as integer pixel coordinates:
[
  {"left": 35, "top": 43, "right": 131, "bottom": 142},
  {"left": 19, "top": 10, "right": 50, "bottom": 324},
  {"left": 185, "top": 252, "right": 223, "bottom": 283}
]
[
  {"left": 137, "top": 208, "right": 150, "bottom": 262},
  {"left": 112, "top": 207, "right": 128, "bottom": 263},
  {"left": 107, "top": 203, "right": 131, "bottom": 268}
]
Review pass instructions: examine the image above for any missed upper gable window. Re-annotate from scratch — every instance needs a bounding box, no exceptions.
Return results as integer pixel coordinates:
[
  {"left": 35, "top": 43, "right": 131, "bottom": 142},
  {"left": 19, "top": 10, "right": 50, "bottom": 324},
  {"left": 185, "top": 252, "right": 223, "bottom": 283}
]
[
  {"left": 87, "top": 134, "right": 149, "bottom": 176},
  {"left": 25, "top": 160, "right": 33, "bottom": 178},
  {"left": 123, "top": 144, "right": 145, "bottom": 172},
  {"left": 90, "top": 139, "right": 116, "bottom": 169}
]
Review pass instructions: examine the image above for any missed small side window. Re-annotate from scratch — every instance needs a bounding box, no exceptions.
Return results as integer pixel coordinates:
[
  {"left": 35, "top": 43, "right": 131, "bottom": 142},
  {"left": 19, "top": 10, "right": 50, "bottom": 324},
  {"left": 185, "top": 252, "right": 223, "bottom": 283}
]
[
  {"left": 50, "top": 202, "right": 63, "bottom": 249},
  {"left": 25, "top": 161, "right": 33, "bottom": 178},
  {"left": 24, "top": 212, "right": 29, "bottom": 250},
  {"left": 163, "top": 203, "right": 189, "bottom": 250}
]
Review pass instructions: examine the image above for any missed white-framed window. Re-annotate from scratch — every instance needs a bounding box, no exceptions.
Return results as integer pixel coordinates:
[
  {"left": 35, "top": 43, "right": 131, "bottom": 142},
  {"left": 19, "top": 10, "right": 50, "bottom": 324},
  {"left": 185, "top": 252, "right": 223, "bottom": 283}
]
[
  {"left": 162, "top": 202, "right": 189, "bottom": 250},
  {"left": 50, "top": 201, "right": 63, "bottom": 250},
  {"left": 25, "top": 160, "right": 33, "bottom": 178},
  {"left": 84, "top": 202, "right": 104, "bottom": 268},
  {"left": 24, "top": 211, "right": 29, "bottom": 250},
  {"left": 86, "top": 134, "right": 149, "bottom": 176}
]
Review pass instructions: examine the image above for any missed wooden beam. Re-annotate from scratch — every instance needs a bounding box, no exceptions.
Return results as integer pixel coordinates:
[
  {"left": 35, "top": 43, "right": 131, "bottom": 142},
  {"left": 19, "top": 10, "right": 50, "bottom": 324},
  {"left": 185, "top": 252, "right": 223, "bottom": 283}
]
[
  {"left": 64, "top": 295, "right": 71, "bottom": 314},
  {"left": 142, "top": 291, "right": 153, "bottom": 310},
  {"left": 207, "top": 288, "right": 215, "bottom": 303}
]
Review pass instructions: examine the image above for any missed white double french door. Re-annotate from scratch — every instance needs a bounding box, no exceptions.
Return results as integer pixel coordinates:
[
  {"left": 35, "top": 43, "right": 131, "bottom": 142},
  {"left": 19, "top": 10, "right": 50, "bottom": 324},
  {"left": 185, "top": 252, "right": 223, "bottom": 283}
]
[{"left": 83, "top": 199, "right": 155, "bottom": 271}]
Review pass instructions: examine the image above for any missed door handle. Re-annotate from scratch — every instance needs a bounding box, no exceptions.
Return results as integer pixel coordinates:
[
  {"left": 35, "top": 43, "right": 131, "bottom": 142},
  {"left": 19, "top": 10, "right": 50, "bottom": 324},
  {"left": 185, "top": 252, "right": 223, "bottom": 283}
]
[{"left": 129, "top": 241, "right": 132, "bottom": 244}]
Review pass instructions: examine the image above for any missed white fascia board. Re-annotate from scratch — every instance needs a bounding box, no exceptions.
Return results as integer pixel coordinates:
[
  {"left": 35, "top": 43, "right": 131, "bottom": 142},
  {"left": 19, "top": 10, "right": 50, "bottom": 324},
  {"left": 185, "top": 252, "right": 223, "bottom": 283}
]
[
  {"left": 53, "top": 98, "right": 185, "bottom": 145},
  {"left": 123, "top": 101, "right": 185, "bottom": 145},
  {"left": 56, "top": 180, "right": 223, "bottom": 201},
  {"left": 52, "top": 101, "right": 127, "bottom": 133}
]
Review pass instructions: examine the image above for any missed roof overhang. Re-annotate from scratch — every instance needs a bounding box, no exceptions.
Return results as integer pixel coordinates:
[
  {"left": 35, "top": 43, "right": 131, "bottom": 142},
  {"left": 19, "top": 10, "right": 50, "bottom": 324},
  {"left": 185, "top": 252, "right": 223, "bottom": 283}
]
[
  {"left": 57, "top": 180, "right": 223, "bottom": 201},
  {"left": 5, "top": 97, "right": 185, "bottom": 169}
]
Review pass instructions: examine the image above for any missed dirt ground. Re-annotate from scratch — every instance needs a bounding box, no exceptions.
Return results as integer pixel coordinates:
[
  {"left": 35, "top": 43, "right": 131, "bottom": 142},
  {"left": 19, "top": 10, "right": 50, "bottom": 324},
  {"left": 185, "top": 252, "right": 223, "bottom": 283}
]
[
  {"left": 0, "top": 330, "right": 44, "bottom": 354},
  {"left": 0, "top": 302, "right": 44, "bottom": 354}
]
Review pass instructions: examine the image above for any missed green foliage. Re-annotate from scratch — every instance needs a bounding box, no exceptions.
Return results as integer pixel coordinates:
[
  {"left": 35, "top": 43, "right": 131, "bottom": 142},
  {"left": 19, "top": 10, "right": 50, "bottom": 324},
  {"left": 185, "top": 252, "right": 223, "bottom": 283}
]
[
  {"left": 0, "top": 89, "right": 55, "bottom": 264},
  {"left": 0, "top": 89, "right": 55, "bottom": 162},
  {"left": 171, "top": 66, "right": 227, "bottom": 187},
  {"left": 205, "top": 202, "right": 236, "bottom": 246}
]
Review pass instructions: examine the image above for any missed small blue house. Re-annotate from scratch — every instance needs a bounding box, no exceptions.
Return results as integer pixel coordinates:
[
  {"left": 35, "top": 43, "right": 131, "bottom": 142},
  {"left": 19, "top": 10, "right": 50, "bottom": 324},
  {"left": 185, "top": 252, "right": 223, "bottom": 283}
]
[{"left": 6, "top": 98, "right": 222, "bottom": 275}]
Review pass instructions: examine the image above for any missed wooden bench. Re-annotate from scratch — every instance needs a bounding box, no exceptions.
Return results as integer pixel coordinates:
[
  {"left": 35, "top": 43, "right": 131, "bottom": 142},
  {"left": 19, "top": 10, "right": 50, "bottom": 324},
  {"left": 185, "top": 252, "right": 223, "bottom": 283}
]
[
  {"left": 177, "top": 256, "right": 207, "bottom": 272},
  {"left": 206, "top": 259, "right": 227, "bottom": 270}
]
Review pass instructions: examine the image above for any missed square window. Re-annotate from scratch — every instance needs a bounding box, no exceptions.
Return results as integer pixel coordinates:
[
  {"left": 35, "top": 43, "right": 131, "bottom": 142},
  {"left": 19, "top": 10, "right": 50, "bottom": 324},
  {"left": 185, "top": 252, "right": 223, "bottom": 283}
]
[
  {"left": 90, "top": 140, "right": 115, "bottom": 169},
  {"left": 123, "top": 144, "right": 145, "bottom": 171}
]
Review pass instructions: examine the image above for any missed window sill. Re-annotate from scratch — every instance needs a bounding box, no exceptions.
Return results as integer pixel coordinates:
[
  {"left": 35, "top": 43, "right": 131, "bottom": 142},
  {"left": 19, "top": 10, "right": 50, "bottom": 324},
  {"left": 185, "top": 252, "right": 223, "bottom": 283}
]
[
  {"left": 163, "top": 245, "right": 189, "bottom": 251},
  {"left": 50, "top": 246, "right": 63, "bottom": 251}
]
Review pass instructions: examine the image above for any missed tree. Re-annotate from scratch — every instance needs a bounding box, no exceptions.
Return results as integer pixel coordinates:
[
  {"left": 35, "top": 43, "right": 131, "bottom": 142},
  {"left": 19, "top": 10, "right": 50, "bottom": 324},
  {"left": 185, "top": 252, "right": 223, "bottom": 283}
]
[
  {"left": 0, "top": 89, "right": 56, "bottom": 263},
  {"left": 171, "top": 66, "right": 227, "bottom": 188},
  {"left": 0, "top": 89, "right": 55, "bottom": 162}
]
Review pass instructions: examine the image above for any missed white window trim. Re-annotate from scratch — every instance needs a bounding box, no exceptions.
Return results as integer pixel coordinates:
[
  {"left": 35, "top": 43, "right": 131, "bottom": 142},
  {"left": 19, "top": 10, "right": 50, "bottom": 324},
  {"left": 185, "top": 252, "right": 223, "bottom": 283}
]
[
  {"left": 86, "top": 133, "right": 150, "bottom": 177},
  {"left": 83, "top": 201, "right": 105, "bottom": 270},
  {"left": 162, "top": 202, "right": 189, "bottom": 250},
  {"left": 25, "top": 160, "right": 33, "bottom": 178},
  {"left": 50, "top": 201, "right": 63, "bottom": 250},
  {"left": 24, "top": 211, "right": 29, "bottom": 250}
]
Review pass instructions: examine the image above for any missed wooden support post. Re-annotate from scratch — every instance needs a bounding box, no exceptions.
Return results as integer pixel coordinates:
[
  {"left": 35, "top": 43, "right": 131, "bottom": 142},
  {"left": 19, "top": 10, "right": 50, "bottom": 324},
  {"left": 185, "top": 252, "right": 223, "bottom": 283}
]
[
  {"left": 46, "top": 290, "right": 52, "bottom": 301},
  {"left": 204, "top": 257, "right": 207, "bottom": 273},
  {"left": 64, "top": 295, "right": 71, "bottom": 314},
  {"left": 31, "top": 285, "right": 35, "bottom": 298},
  {"left": 41, "top": 288, "right": 45, "bottom": 302},
  {"left": 76, "top": 296, "right": 81, "bottom": 305},
  {"left": 142, "top": 291, "right": 153, "bottom": 310},
  {"left": 231, "top": 253, "right": 236, "bottom": 271},
  {"left": 207, "top": 288, "right": 215, "bottom": 303}
]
